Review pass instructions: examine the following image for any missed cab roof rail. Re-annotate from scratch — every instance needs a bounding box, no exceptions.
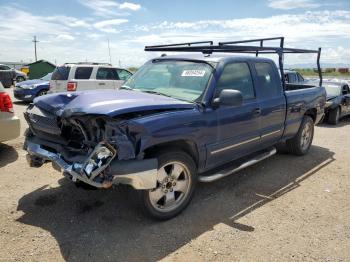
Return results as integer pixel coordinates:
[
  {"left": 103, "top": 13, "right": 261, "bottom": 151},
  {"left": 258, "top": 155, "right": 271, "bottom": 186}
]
[{"left": 144, "top": 37, "right": 322, "bottom": 88}]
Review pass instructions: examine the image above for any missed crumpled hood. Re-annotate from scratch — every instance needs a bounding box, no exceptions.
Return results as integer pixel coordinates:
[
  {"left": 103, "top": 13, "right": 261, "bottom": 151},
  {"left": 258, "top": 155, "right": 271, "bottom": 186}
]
[{"left": 33, "top": 90, "right": 195, "bottom": 117}]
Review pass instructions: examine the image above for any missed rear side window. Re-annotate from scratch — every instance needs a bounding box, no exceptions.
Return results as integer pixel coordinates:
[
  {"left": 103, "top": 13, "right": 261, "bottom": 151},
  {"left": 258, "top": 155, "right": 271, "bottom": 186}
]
[
  {"left": 117, "top": 69, "right": 132, "bottom": 81},
  {"left": 51, "top": 66, "right": 71, "bottom": 80},
  {"left": 297, "top": 73, "right": 304, "bottom": 82},
  {"left": 287, "top": 73, "right": 297, "bottom": 83},
  {"left": 255, "top": 63, "right": 281, "bottom": 98},
  {"left": 74, "top": 67, "right": 93, "bottom": 79},
  {"left": 216, "top": 62, "right": 255, "bottom": 100},
  {"left": 96, "top": 68, "right": 119, "bottom": 80}
]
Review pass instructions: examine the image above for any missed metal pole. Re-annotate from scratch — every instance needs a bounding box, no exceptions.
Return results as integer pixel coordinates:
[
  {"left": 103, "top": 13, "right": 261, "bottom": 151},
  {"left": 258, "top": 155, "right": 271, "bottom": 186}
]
[
  {"left": 317, "top": 47, "right": 322, "bottom": 86},
  {"left": 107, "top": 38, "right": 112, "bottom": 65},
  {"left": 33, "top": 36, "right": 39, "bottom": 62}
]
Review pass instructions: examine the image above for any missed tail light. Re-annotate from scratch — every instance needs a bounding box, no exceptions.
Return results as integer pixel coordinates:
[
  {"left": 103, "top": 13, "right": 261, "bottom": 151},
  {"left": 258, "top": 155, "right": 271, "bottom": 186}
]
[
  {"left": 0, "top": 92, "right": 14, "bottom": 113},
  {"left": 67, "top": 82, "right": 77, "bottom": 91}
]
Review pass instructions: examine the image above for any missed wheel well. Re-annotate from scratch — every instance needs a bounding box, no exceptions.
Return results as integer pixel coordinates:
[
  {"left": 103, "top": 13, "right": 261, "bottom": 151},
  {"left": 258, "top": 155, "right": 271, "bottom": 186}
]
[
  {"left": 143, "top": 140, "right": 199, "bottom": 166},
  {"left": 304, "top": 108, "right": 317, "bottom": 122}
]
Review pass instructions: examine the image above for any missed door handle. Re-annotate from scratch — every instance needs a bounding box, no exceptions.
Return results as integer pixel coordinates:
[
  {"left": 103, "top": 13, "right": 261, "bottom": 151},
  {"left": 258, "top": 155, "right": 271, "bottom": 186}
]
[
  {"left": 252, "top": 108, "right": 261, "bottom": 116},
  {"left": 98, "top": 83, "right": 105, "bottom": 85}
]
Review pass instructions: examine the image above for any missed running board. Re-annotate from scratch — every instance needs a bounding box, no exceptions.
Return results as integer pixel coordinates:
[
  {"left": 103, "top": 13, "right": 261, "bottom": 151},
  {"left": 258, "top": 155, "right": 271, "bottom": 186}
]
[{"left": 198, "top": 147, "right": 277, "bottom": 183}]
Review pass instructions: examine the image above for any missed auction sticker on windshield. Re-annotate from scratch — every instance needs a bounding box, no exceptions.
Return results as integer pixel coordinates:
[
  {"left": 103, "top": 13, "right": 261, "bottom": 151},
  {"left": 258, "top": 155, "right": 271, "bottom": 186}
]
[{"left": 181, "top": 70, "right": 206, "bottom": 77}]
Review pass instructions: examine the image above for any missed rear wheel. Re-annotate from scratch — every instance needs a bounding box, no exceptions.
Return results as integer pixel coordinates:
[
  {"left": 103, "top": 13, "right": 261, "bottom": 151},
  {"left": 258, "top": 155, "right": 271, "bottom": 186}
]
[
  {"left": 16, "top": 76, "right": 25, "bottom": 82},
  {"left": 327, "top": 107, "right": 340, "bottom": 125},
  {"left": 139, "top": 151, "right": 197, "bottom": 220},
  {"left": 286, "top": 115, "right": 314, "bottom": 156}
]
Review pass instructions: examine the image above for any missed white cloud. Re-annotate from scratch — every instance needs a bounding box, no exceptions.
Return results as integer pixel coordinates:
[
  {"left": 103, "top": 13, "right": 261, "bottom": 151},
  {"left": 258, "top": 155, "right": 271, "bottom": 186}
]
[
  {"left": 94, "top": 19, "right": 129, "bottom": 33},
  {"left": 268, "top": 0, "right": 320, "bottom": 10},
  {"left": 56, "top": 34, "right": 75, "bottom": 41},
  {"left": 0, "top": 5, "right": 349, "bottom": 67},
  {"left": 79, "top": 0, "right": 141, "bottom": 17},
  {"left": 119, "top": 2, "right": 141, "bottom": 11}
]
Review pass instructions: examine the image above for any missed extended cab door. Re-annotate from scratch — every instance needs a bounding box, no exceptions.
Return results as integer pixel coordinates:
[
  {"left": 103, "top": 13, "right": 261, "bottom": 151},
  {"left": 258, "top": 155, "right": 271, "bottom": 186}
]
[
  {"left": 206, "top": 62, "right": 261, "bottom": 167},
  {"left": 253, "top": 62, "right": 286, "bottom": 145}
]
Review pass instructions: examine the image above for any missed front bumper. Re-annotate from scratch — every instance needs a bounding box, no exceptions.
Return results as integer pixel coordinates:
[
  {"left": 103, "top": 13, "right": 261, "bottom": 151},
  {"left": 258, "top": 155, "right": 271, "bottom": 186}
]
[
  {"left": 0, "top": 114, "right": 20, "bottom": 142},
  {"left": 14, "top": 89, "right": 34, "bottom": 102},
  {"left": 25, "top": 140, "right": 158, "bottom": 190}
]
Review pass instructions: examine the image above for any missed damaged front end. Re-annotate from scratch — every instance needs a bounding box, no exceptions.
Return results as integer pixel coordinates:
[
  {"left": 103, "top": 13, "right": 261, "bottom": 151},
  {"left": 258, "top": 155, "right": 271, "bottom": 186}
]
[{"left": 24, "top": 104, "right": 158, "bottom": 190}]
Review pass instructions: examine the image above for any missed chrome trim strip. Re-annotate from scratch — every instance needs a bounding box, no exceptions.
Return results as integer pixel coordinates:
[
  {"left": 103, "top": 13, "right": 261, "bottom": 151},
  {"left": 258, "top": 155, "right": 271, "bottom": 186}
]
[
  {"left": 261, "top": 129, "right": 281, "bottom": 138},
  {"left": 211, "top": 136, "right": 260, "bottom": 155},
  {"left": 210, "top": 129, "right": 281, "bottom": 155}
]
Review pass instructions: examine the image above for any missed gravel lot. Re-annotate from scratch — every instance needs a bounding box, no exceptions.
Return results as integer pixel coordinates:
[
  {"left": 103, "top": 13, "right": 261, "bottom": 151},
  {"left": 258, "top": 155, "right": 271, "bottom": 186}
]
[{"left": 1, "top": 87, "right": 349, "bottom": 261}]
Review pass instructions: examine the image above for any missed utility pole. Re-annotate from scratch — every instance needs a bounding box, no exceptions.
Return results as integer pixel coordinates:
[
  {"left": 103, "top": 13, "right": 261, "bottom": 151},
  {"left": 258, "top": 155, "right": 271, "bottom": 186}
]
[
  {"left": 107, "top": 38, "right": 112, "bottom": 65},
  {"left": 32, "top": 36, "right": 39, "bottom": 62}
]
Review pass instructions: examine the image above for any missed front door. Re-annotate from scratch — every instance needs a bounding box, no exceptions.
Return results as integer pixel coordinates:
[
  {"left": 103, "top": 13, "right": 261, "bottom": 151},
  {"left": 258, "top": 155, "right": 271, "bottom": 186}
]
[{"left": 206, "top": 62, "right": 261, "bottom": 168}]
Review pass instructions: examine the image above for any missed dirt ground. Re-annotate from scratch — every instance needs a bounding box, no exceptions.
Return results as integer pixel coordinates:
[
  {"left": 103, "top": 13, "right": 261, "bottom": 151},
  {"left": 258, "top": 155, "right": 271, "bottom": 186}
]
[{"left": 1, "top": 87, "right": 349, "bottom": 261}]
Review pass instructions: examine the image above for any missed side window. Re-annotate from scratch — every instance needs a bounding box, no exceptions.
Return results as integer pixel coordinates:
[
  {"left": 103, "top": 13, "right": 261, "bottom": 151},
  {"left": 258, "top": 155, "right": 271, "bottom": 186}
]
[
  {"left": 117, "top": 69, "right": 132, "bottom": 81},
  {"left": 288, "top": 73, "right": 297, "bottom": 83},
  {"left": 74, "top": 67, "right": 93, "bottom": 79},
  {"left": 255, "top": 62, "right": 281, "bottom": 98},
  {"left": 96, "top": 68, "right": 119, "bottom": 80},
  {"left": 297, "top": 73, "right": 304, "bottom": 82},
  {"left": 216, "top": 63, "right": 255, "bottom": 100}
]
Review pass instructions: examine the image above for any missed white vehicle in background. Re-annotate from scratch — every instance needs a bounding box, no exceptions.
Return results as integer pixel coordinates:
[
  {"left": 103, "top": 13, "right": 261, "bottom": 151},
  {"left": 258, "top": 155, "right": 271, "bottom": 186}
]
[
  {"left": 49, "top": 63, "right": 132, "bottom": 93},
  {"left": 0, "top": 82, "right": 20, "bottom": 142}
]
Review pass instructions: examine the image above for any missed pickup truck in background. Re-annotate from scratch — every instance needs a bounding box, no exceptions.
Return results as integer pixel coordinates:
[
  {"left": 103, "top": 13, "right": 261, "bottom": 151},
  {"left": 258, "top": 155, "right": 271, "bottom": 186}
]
[
  {"left": 24, "top": 38, "right": 326, "bottom": 220},
  {"left": 284, "top": 69, "right": 307, "bottom": 84}
]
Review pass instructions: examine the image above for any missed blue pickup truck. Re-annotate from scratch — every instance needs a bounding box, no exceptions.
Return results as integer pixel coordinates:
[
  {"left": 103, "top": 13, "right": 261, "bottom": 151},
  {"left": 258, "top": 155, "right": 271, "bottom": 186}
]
[{"left": 24, "top": 38, "right": 326, "bottom": 220}]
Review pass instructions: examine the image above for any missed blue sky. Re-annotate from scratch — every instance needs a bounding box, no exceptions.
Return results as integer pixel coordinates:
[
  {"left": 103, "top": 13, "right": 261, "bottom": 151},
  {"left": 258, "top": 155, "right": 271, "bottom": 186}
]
[{"left": 0, "top": 0, "right": 350, "bottom": 67}]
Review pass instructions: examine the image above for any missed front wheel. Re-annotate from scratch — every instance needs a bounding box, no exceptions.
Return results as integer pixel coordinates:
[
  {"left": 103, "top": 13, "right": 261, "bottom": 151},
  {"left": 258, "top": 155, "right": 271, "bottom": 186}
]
[
  {"left": 139, "top": 151, "right": 197, "bottom": 220},
  {"left": 37, "top": 90, "right": 48, "bottom": 97},
  {"left": 286, "top": 115, "right": 314, "bottom": 156}
]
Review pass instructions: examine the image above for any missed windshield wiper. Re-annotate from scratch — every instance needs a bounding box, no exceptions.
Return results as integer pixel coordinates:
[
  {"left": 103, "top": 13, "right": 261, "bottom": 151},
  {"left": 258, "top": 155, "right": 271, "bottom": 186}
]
[{"left": 141, "top": 90, "right": 173, "bottom": 98}]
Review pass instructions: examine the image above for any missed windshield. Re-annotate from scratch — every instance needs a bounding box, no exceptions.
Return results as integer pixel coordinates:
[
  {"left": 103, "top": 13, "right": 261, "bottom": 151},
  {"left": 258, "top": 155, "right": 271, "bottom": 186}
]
[
  {"left": 324, "top": 83, "right": 341, "bottom": 97},
  {"left": 122, "top": 60, "right": 213, "bottom": 102},
  {"left": 41, "top": 73, "right": 52, "bottom": 81}
]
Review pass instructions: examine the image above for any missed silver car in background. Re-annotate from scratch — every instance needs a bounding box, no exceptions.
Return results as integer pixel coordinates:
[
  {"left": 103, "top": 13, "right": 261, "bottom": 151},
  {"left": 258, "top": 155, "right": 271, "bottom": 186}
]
[{"left": 0, "top": 82, "right": 20, "bottom": 142}]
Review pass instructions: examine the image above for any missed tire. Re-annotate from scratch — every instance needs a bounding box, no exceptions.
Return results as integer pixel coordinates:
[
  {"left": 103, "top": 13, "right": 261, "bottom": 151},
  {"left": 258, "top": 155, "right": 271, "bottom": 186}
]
[
  {"left": 16, "top": 76, "right": 25, "bottom": 82},
  {"left": 138, "top": 150, "right": 197, "bottom": 220},
  {"left": 37, "top": 90, "right": 48, "bottom": 97},
  {"left": 327, "top": 107, "right": 340, "bottom": 125},
  {"left": 286, "top": 115, "right": 314, "bottom": 156}
]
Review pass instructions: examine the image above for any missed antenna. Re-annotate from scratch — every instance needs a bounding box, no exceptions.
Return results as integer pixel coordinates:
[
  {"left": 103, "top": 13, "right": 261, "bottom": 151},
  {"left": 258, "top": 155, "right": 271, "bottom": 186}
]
[
  {"left": 107, "top": 38, "right": 112, "bottom": 65},
  {"left": 32, "top": 36, "right": 39, "bottom": 62}
]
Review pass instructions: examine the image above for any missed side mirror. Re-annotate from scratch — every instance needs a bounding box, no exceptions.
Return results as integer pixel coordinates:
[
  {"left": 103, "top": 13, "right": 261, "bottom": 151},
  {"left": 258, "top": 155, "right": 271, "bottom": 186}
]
[{"left": 213, "top": 89, "right": 243, "bottom": 108}]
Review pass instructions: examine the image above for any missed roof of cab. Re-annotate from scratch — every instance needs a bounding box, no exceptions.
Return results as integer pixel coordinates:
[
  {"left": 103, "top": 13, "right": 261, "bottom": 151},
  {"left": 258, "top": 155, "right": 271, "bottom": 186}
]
[{"left": 151, "top": 53, "right": 274, "bottom": 64}]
